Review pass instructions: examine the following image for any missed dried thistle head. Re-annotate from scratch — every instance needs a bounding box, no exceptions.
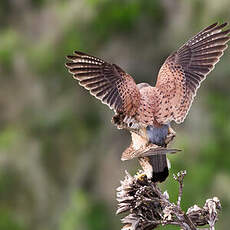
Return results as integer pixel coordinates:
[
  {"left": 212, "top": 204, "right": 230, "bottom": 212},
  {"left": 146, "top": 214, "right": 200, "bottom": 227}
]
[
  {"left": 187, "top": 197, "right": 221, "bottom": 227},
  {"left": 117, "top": 170, "right": 222, "bottom": 230},
  {"left": 116, "top": 171, "right": 166, "bottom": 230}
]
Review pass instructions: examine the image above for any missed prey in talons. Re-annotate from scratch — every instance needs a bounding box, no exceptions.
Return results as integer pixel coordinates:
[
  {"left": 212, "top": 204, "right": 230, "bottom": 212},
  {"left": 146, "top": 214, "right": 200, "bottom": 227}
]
[
  {"left": 66, "top": 22, "right": 230, "bottom": 183},
  {"left": 131, "top": 124, "right": 178, "bottom": 183},
  {"left": 119, "top": 121, "right": 179, "bottom": 183}
]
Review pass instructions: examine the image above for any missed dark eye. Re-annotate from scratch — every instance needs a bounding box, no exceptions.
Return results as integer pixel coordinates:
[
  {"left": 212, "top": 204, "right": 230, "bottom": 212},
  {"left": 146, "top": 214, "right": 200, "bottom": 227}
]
[{"left": 129, "top": 122, "right": 133, "bottom": 127}]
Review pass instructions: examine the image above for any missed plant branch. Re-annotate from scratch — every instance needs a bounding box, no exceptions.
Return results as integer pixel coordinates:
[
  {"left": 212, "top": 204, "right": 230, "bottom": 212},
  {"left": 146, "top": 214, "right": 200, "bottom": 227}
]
[
  {"left": 116, "top": 170, "right": 221, "bottom": 230},
  {"left": 173, "top": 170, "right": 186, "bottom": 208}
]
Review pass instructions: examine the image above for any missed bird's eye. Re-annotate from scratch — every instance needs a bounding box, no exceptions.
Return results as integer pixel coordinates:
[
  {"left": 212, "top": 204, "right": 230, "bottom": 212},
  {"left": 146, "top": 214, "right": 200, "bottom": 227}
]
[{"left": 129, "top": 122, "right": 133, "bottom": 127}]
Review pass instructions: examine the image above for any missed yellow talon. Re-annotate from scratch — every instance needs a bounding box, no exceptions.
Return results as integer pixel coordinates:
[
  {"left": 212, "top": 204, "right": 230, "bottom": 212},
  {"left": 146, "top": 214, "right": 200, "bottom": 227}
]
[{"left": 135, "top": 171, "right": 147, "bottom": 181}]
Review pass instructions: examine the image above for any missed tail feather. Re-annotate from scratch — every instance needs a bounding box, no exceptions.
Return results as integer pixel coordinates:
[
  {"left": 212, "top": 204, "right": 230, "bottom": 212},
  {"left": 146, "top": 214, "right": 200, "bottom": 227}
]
[{"left": 149, "top": 154, "right": 169, "bottom": 183}]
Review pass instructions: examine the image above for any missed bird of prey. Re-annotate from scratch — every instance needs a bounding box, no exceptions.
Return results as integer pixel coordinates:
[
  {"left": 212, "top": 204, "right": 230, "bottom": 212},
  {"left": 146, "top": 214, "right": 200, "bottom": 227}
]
[{"left": 65, "top": 22, "right": 230, "bottom": 183}]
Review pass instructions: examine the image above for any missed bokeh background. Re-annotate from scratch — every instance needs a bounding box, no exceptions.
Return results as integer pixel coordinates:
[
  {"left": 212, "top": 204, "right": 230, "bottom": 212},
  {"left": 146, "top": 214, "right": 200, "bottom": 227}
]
[{"left": 0, "top": 0, "right": 230, "bottom": 229}]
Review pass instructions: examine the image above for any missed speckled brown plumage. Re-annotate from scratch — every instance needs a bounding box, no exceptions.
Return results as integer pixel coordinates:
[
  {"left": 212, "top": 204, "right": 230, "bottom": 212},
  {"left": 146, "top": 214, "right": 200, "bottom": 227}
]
[
  {"left": 66, "top": 51, "right": 140, "bottom": 118},
  {"left": 66, "top": 22, "right": 230, "bottom": 128},
  {"left": 65, "top": 23, "right": 230, "bottom": 183},
  {"left": 155, "top": 22, "right": 230, "bottom": 124}
]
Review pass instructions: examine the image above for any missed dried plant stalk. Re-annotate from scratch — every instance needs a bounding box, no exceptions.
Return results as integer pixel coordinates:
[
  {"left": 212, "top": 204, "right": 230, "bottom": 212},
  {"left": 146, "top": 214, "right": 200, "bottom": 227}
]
[{"left": 116, "top": 170, "right": 221, "bottom": 230}]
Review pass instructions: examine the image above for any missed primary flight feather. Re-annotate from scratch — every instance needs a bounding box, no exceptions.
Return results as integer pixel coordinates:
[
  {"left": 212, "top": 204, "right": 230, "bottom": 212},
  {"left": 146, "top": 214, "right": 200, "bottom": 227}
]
[{"left": 66, "top": 22, "right": 230, "bottom": 182}]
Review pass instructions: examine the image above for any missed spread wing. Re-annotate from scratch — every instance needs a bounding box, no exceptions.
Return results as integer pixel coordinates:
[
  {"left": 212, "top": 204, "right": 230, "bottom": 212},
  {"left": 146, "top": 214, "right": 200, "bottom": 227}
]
[
  {"left": 66, "top": 51, "right": 140, "bottom": 116},
  {"left": 154, "top": 22, "right": 230, "bottom": 124}
]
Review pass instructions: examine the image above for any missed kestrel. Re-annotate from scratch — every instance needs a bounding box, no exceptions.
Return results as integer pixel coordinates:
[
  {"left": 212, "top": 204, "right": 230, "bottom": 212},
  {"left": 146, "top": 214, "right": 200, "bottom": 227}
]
[{"left": 65, "top": 22, "right": 230, "bottom": 182}]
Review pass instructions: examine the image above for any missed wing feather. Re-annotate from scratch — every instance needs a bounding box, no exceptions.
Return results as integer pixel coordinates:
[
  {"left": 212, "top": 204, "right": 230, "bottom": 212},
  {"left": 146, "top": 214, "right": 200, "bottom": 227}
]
[
  {"left": 155, "top": 22, "right": 230, "bottom": 124},
  {"left": 66, "top": 51, "right": 140, "bottom": 116}
]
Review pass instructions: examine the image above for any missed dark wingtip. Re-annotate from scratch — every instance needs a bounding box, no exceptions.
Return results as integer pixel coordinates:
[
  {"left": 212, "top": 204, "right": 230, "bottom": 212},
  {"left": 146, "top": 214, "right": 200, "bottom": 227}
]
[
  {"left": 204, "top": 22, "right": 229, "bottom": 32},
  {"left": 204, "top": 22, "right": 218, "bottom": 31},
  {"left": 74, "top": 50, "right": 86, "bottom": 56},
  {"left": 211, "top": 22, "right": 218, "bottom": 27},
  {"left": 222, "top": 28, "right": 230, "bottom": 35},
  {"left": 66, "top": 55, "right": 76, "bottom": 60},
  {"left": 220, "top": 22, "right": 228, "bottom": 27},
  {"left": 65, "top": 62, "right": 73, "bottom": 68},
  {"left": 215, "top": 22, "right": 229, "bottom": 30}
]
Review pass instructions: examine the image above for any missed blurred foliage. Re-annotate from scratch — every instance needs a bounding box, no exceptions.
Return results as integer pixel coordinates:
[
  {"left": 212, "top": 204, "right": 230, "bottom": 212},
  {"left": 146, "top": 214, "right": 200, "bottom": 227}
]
[
  {"left": 0, "top": 0, "right": 230, "bottom": 230},
  {"left": 59, "top": 190, "right": 112, "bottom": 230}
]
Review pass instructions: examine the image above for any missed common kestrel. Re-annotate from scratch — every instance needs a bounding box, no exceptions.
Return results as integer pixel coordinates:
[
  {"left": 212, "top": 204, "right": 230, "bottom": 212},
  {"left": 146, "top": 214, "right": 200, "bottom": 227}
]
[{"left": 65, "top": 22, "right": 230, "bottom": 182}]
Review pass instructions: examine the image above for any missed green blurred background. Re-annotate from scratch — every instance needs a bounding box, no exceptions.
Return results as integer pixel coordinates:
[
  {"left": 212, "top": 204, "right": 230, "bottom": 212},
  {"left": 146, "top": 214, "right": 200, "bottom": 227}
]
[{"left": 0, "top": 0, "right": 230, "bottom": 229}]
